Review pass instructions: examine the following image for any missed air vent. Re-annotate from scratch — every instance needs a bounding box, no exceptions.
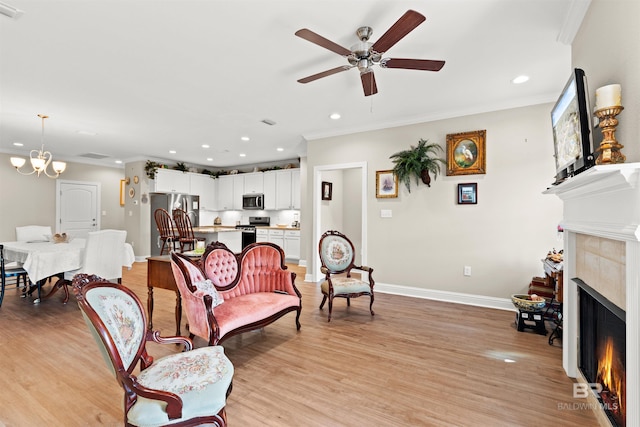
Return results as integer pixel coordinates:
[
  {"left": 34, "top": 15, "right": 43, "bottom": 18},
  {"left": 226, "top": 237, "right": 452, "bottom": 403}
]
[
  {"left": 79, "top": 152, "right": 110, "bottom": 159},
  {"left": 261, "top": 119, "right": 276, "bottom": 126}
]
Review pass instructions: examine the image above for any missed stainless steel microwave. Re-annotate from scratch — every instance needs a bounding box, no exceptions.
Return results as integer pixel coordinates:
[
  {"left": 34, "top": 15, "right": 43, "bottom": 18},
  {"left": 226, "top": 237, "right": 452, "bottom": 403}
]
[{"left": 242, "top": 193, "right": 264, "bottom": 210}]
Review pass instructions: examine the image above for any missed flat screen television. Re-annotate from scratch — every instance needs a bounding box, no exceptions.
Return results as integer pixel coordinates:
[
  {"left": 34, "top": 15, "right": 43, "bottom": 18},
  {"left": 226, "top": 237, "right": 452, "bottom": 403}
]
[{"left": 551, "top": 68, "right": 595, "bottom": 184}]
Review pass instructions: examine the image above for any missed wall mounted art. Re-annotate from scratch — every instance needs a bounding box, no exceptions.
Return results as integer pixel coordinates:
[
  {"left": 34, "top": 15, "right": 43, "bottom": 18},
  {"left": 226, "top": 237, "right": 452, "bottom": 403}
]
[
  {"left": 322, "top": 181, "right": 333, "bottom": 201},
  {"left": 446, "top": 130, "right": 486, "bottom": 176},
  {"left": 457, "top": 183, "right": 477, "bottom": 204},
  {"left": 376, "top": 170, "right": 398, "bottom": 198}
]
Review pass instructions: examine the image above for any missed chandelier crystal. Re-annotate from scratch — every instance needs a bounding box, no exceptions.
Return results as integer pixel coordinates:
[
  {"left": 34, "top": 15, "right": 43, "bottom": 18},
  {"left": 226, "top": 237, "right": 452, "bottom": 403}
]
[{"left": 10, "top": 114, "right": 66, "bottom": 178}]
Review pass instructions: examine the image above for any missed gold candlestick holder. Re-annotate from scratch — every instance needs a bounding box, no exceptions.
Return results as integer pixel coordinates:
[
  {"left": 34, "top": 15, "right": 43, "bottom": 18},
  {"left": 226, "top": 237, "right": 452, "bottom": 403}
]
[{"left": 593, "top": 105, "right": 625, "bottom": 164}]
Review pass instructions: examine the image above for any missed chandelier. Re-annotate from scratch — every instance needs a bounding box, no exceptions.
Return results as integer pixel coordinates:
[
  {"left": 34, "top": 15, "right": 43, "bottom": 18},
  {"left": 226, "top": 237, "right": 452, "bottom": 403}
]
[{"left": 10, "top": 114, "right": 66, "bottom": 178}]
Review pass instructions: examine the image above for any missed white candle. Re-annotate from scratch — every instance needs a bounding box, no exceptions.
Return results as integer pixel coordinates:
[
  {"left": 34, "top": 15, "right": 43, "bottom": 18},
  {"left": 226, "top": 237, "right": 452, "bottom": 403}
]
[{"left": 595, "top": 84, "right": 622, "bottom": 110}]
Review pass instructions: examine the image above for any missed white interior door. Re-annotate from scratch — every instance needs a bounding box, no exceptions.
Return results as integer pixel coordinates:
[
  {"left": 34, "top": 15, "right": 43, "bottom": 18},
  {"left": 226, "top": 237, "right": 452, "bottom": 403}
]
[{"left": 56, "top": 180, "right": 101, "bottom": 239}]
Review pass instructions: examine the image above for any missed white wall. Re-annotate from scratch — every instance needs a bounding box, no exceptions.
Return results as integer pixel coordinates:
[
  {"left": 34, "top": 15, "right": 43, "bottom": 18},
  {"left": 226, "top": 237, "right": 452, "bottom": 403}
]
[
  {"left": 572, "top": 0, "right": 639, "bottom": 163},
  {"left": 304, "top": 103, "right": 563, "bottom": 299}
]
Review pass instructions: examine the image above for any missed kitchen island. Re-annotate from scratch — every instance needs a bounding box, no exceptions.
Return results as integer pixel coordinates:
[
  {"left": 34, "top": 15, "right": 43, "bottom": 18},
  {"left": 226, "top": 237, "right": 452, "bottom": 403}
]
[{"left": 192, "top": 226, "right": 242, "bottom": 253}]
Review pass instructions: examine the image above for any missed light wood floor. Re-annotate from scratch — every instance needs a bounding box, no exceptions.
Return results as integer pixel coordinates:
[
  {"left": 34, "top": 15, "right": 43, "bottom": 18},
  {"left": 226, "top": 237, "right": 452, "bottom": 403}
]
[{"left": 0, "top": 263, "right": 599, "bottom": 426}]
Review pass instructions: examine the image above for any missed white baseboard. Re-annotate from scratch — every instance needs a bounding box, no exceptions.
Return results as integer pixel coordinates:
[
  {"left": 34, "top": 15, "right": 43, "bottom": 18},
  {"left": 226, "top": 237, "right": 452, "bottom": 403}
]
[{"left": 301, "top": 277, "right": 515, "bottom": 312}]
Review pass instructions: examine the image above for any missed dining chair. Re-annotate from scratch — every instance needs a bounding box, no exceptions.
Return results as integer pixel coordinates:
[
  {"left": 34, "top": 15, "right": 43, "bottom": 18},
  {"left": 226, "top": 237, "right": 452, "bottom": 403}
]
[
  {"left": 173, "top": 208, "right": 205, "bottom": 252},
  {"left": 15, "top": 225, "right": 52, "bottom": 243},
  {"left": 46, "top": 229, "right": 127, "bottom": 304},
  {"left": 154, "top": 208, "right": 179, "bottom": 255},
  {"left": 318, "top": 230, "right": 375, "bottom": 322},
  {"left": 72, "top": 274, "right": 233, "bottom": 427},
  {"left": 1, "top": 244, "right": 29, "bottom": 308}
]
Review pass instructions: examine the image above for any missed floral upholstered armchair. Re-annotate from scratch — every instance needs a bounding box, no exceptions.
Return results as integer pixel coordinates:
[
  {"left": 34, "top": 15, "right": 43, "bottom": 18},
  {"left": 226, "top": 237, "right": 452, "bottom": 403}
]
[
  {"left": 318, "top": 230, "right": 375, "bottom": 322},
  {"left": 72, "top": 274, "right": 234, "bottom": 427}
]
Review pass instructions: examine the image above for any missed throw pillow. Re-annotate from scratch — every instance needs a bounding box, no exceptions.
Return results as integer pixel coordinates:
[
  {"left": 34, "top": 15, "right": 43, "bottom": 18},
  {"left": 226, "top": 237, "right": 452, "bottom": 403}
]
[{"left": 193, "top": 279, "right": 224, "bottom": 307}]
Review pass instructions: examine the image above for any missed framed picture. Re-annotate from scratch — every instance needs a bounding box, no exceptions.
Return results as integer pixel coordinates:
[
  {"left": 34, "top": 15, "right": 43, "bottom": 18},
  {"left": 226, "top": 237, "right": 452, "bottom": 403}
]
[
  {"left": 322, "top": 181, "right": 333, "bottom": 201},
  {"left": 446, "top": 129, "right": 486, "bottom": 176},
  {"left": 376, "top": 170, "right": 398, "bottom": 198},
  {"left": 458, "top": 183, "right": 477, "bottom": 205},
  {"left": 119, "top": 179, "right": 126, "bottom": 206}
]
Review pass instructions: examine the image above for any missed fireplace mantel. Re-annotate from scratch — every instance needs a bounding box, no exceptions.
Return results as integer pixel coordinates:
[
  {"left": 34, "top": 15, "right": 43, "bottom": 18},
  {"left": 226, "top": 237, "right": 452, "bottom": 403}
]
[{"left": 544, "top": 162, "right": 640, "bottom": 427}]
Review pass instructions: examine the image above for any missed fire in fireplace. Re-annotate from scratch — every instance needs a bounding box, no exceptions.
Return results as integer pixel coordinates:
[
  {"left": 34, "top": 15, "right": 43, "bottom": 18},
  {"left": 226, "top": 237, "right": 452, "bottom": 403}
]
[{"left": 576, "top": 278, "right": 626, "bottom": 427}]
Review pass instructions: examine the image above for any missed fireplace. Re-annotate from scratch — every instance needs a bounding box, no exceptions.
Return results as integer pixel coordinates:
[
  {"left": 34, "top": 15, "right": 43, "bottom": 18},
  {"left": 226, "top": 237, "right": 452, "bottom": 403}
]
[
  {"left": 543, "top": 164, "right": 640, "bottom": 426},
  {"left": 576, "top": 278, "right": 626, "bottom": 426}
]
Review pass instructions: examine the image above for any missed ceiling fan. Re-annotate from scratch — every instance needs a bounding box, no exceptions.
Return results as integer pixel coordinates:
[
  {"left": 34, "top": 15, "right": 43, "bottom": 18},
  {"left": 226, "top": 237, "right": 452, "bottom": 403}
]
[{"left": 295, "top": 10, "right": 445, "bottom": 97}]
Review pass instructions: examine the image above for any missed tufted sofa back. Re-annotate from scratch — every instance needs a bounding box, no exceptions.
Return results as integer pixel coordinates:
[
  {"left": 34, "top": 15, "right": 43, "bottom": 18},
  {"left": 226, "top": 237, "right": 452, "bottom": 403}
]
[{"left": 202, "top": 247, "right": 239, "bottom": 290}]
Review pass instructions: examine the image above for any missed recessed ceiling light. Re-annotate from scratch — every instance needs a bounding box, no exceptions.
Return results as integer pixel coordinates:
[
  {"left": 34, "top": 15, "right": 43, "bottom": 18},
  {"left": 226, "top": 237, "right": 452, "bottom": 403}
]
[
  {"left": 239, "top": 153, "right": 246, "bottom": 157},
  {"left": 276, "top": 147, "right": 284, "bottom": 152},
  {"left": 169, "top": 150, "right": 176, "bottom": 154},
  {"left": 114, "top": 160, "right": 122, "bottom": 164},
  {"left": 207, "top": 158, "right": 213, "bottom": 161},
  {"left": 202, "top": 144, "right": 210, "bottom": 148},
  {"left": 13, "top": 142, "right": 23, "bottom": 147},
  {"left": 330, "top": 113, "right": 341, "bottom": 120},
  {"left": 241, "top": 136, "right": 250, "bottom": 141},
  {"left": 512, "top": 75, "right": 530, "bottom": 84}
]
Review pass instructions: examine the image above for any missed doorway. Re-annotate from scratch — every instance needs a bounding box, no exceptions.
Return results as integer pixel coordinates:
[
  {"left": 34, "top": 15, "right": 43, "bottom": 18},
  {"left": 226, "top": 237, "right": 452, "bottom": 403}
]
[
  {"left": 310, "top": 162, "right": 367, "bottom": 282},
  {"left": 56, "top": 180, "right": 101, "bottom": 239}
]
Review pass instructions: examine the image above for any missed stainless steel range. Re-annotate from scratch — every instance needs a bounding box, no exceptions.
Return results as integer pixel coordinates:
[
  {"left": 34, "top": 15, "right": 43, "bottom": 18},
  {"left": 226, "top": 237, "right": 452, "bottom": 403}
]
[{"left": 235, "top": 216, "right": 270, "bottom": 249}]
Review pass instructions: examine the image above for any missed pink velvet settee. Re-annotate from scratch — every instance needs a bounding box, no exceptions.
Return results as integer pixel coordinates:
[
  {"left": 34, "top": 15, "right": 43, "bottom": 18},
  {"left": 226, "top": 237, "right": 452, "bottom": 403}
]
[{"left": 170, "top": 242, "right": 302, "bottom": 345}]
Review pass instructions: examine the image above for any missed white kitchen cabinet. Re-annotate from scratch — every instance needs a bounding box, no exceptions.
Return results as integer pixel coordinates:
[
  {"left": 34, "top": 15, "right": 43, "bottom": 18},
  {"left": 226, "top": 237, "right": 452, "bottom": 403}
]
[
  {"left": 153, "top": 169, "right": 190, "bottom": 193},
  {"left": 244, "top": 172, "right": 264, "bottom": 194},
  {"left": 263, "top": 171, "right": 276, "bottom": 210},
  {"left": 217, "top": 175, "right": 234, "bottom": 210},
  {"left": 274, "top": 169, "right": 301, "bottom": 210},
  {"left": 232, "top": 175, "right": 244, "bottom": 209},
  {"left": 256, "top": 228, "right": 268, "bottom": 242},
  {"left": 189, "top": 173, "right": 217, "bottom": 210},
  {"left": 284, "top": 230, "right": 300, "bottom": 260},
  {"left": 291, "top": 169, "right": 300, "bottom": 209},
  {"left": 267, "top": 229, "right": 284, "bottom": 249}
]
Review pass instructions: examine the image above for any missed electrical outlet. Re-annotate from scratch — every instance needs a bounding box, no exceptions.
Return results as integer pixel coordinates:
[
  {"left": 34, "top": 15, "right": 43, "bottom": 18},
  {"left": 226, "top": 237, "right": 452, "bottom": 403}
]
[{"left": 464, "top": 266, "right": 472, "bottom": 276}]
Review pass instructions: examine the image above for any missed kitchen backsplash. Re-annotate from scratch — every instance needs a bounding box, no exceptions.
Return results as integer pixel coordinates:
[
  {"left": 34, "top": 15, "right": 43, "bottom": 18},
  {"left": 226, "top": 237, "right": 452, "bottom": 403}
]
[{"left": 200, "top": 209, "right": 300, "bottom": 227}]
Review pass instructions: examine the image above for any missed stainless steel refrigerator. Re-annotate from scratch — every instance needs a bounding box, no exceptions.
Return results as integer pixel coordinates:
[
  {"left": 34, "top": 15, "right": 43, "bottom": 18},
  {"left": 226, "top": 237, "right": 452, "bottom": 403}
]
[{"left": 150, "top": 192, "right": 200, "bottom": 256}]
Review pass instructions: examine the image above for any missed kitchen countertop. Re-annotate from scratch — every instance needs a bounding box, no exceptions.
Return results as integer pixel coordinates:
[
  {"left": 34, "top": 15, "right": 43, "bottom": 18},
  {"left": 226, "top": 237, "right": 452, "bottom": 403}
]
[{"left": 194, "top": 225, "right": 301, "bottom": 232}]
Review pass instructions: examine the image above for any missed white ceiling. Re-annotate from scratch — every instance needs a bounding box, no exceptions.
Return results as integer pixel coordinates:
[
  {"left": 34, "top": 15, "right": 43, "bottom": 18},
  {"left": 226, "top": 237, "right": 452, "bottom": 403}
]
[{"left": 0, "top": 0, "right": 584, "bottom": 170}]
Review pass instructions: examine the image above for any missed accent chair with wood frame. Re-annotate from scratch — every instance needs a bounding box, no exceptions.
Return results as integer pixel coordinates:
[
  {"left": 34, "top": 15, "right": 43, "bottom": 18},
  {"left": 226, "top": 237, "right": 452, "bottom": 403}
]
[
  {"left": 154, "top": 208, "right": 178, "bottom": 255},
  {"left": 318, "top": 230, "right": 375, "bottom": 322},
  {"left": 72, "top": 274, "right": 234, "bottom": 427}
]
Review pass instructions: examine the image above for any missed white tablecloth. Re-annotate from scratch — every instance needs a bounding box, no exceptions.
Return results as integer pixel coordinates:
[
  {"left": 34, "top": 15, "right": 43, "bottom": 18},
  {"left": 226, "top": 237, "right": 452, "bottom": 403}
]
[{"left": 2, "top": 239, "right": 135, "bottom": 283}]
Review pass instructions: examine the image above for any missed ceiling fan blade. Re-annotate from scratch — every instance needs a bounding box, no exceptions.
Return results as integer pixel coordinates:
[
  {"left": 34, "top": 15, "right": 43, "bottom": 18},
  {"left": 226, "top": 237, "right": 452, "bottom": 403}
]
[
  {"left": 295, "top": 29, "right": 352, "bottom": 56},
  {"left": 371, "top": 10, "right": 426, "bottom": 54},
  {"left": 380, "top": 58, "right": 445, "bottom": 71},
  {"left": 360, "top": 70, "right": 378, "bottom": 96},
  {"left": 297, "top": 66, "right": 352, "bottom": 84}
]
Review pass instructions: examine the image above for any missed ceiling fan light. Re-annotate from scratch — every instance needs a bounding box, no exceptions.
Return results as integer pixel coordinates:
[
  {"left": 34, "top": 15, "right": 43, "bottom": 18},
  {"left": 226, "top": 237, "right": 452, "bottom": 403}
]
[{"left": 10, "top": 156, "right": 25, "bottom": 168}]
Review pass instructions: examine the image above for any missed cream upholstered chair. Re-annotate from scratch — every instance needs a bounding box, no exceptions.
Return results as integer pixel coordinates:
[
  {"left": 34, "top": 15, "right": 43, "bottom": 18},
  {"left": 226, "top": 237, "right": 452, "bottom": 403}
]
[
  {"left": 47, "top": 229, "right": 127, "bottom": 303},
  {"left": 318, "top": 230, "right": 375, "bottom": 322},
  {"left": 72, "top": 274, "right": 233, "bottom": 427},
  {"left": 15, "top": 225, "right": 52, "bottom": 242}
]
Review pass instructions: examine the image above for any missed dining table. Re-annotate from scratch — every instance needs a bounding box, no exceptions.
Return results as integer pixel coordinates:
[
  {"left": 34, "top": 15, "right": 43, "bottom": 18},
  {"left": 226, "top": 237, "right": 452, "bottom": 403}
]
[{"left": 1, "top": 238, "right": 135, "bottom": 303}]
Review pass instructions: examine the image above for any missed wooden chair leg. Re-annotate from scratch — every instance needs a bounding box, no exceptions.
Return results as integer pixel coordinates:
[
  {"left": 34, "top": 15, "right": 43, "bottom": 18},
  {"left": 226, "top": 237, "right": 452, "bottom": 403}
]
[
  {"left": 327, "top": 297, "right": 333, "bottom": 322},
  {"left": 370, "top": 294, "right": 375, "bottom": 316},
  {"left": 319, "top": 295, "right": 327, "bottom": 309}
]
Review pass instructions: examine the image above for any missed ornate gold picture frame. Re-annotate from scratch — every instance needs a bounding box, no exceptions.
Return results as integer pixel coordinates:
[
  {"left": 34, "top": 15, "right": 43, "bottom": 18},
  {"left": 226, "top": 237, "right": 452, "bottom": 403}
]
[
  {"left": 446, "top": 130, "right": 486, "bottom": 176},
  {"left": 376, "top": 170, "right": 398, "bottom": 198}
]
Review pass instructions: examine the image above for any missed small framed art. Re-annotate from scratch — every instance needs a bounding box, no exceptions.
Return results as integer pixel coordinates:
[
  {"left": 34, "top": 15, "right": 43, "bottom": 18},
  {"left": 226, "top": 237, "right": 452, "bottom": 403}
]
[
  {"left": 376, "top": 170, "right": 398, "bottom": 198},
  {"left": 458, "top": 183, "right": 477, "bottom": 205},
  {"left": 119, "top": 179, "right": 126, "bottom": 206},
  {"left": 322, "top": 181, "right": 333, "bottom": 201},
  {"left": 446, "top": 129, "right": 486, "bottom": 176}
]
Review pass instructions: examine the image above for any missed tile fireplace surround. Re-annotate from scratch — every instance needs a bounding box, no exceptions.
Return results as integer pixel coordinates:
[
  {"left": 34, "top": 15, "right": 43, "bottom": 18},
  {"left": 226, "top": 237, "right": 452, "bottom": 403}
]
[{"left": 544, "top": 163, "right": 640, "bottom": 426}]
